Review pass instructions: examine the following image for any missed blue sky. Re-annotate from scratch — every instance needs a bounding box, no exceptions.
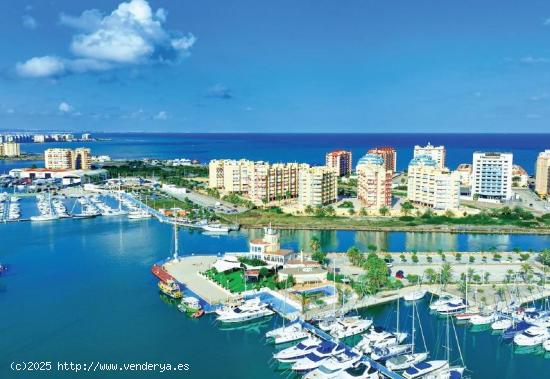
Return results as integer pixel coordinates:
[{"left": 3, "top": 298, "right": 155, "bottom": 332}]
[{"left": 2, "top": 0, "right": 550, "bottom": 133}]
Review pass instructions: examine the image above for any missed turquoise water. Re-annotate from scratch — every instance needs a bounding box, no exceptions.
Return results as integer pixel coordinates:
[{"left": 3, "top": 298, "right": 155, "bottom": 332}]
[{"left": 1, "top": 217, "right": 549, "bottom": 378}]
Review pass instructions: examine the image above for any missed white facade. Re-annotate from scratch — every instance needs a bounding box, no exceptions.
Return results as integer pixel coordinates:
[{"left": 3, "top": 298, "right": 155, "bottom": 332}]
[
  {"left": 414, "top": 143, "right": 446, "bottom": 169},
  {"left": 298, "top": 166, "right": 338, "bottom": 208},
  {"left": 471, "top": 152, "right": 513, "bottom": 201}
]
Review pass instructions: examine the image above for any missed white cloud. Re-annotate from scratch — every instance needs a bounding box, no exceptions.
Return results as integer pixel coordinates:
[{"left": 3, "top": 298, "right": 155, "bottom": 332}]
[
  {"left": 520, "top": 56, "right": 549, "bottom": 64},
  {"left": 22, "top": 15, "right": 38, "bottom": 29},
  {"left": 16, "top": 56, "right": 66, "bottom": 78},
  {"left": 17, "top": 0, "right": 195, "bottom": 78},
  {"left": 58, "top": 102, "right": 72, "bottom": 113},
  {"left": 154, "top": 111, "right": 168, "bottom": 120}
]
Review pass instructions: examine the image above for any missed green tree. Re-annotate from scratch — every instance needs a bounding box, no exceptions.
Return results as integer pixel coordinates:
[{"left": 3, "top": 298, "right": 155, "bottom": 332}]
[
  {"left": 440, "top": 263, "right": 453, "bottom": 288},
  {"left": 424, "top": 268, "right": 438, "bottom": 284},
  {"left": 379, "top": 206, "right": 389, "bottom": 216},
  {"left": 400, "top": 201, "right": 414, "bottom": 216},
  {"left": 539, "top": 249, "right": 550, "bottom": 266}
]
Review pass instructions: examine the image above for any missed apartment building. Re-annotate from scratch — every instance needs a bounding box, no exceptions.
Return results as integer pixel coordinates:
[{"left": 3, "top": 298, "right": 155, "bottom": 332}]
[
  {"left": 456, "top": 164, "right": 472, "bottom": 186},
  {"left": 298, "top": 166, "right": 338, "bottom": 208},
  {"left": 471, "top": 152, "right": 513, "bottom": 201},
  {"left": 44, "top": 148, "right": 91, "bottom": 170},
  {"left": 356, "top": 153, "right": 392, "bottom": 209},
  {"left": 368, "top": 146, "right": 397, "bottom": 172},
  {"left": 208, "top": 159, "right": 253, "bottom": 193},
  {"left": 535, "top": 150, "right": 550, "bottom": 196},
  {"left": 325, "top": 150, "right": 352, "bottom": 176},
  {"left": 413, "top": 143, "right": 446, "bottom": 169},
  {"left": 0, "top": 142, "right": 21, "bottom": 157},
  {"left": 407, "top": 155, "right": 460, "bottom": 210}
]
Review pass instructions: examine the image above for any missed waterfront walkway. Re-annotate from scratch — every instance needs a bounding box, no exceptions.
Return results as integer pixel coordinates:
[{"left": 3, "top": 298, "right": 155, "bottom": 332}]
[{"left": 164, "top": 256, "right": 233, "bottom": 305}]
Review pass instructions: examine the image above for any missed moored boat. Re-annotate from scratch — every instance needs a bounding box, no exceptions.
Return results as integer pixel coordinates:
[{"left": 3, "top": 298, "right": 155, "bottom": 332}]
[
  {"left": 273, "top": 337, "right": 322, "bottom": 363},
  {"left": 404, "top": 290, "right": 427, "bottom": 301},
  {"left": 403, "top": 360, "right": 449, "bottom": 379},
  {"left": 178, "top": 296, "right": 201, "bottom": 313},
  {"left": 158, "top": 280, "right": 183, "bottom": 299}
]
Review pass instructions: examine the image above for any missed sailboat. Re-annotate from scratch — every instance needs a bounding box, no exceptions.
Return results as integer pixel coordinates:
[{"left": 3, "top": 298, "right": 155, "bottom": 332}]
[{"left": 386, "top": 298, "right": 429, "bottom": 370}]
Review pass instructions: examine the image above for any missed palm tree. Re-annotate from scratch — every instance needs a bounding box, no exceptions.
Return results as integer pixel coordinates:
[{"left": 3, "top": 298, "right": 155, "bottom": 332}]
[
  {"left": 400, "top": 201, "right": 414, "bottom": 216},
  {"left": 467, "top": 268, "right": 475, "bottom": 283},
  {"left": 424, "top": 268, "right": 437, "bottom": 284},
  {"left": 520, "top": 263, "right": 532, "bottom": 282},
  {"left": 309, "top": 236, "right": 320, "bottom": 253},
  {"left": 440, "top": 263, "right": 453, "bottom": 289},
  {"left": 379, "top": 206, "right": 389, "bottom": 216}
]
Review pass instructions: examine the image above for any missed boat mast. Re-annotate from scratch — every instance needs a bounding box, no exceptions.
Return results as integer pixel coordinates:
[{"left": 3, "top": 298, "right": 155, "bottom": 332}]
[
  {"left": 173, "top": 223, "right": 179, "bottom": 260},
  {"left": 411, "top": 299, "right": 415, "bottom": 354},
  {"left": 396, "top": 296, "right": 400, "bottom": 334}
]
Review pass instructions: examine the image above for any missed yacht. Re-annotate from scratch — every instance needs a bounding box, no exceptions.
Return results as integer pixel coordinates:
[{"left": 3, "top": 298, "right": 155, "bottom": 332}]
[
  {"left": 273, "top": 337, "right": 322, "bottom": 363},
  {"left": 266, "top": 322, "right": 309, "bottom": 344},
  {"left": 330, "top": 317, "right": 373, "bottom": 339},
  {"left": 335, "top": 362, "right": 380, "bottom": 379},
  {"left": 403, "top": 361, "right": 449, "bottom": 379},
  {"left": 513, "top": 326, "right": 549, "bottom": 346},
  {"left": 128, "top": 210, "right": 152, "bottom": 219},
  {"left": 435, "top": 299, "right": 467, "bottom": 315},
  {"left": 30, "top": 214, "right": 60, "bottom": 222},
  {"left": 469, "top": 312, "right": 498, "bottom": 326},
  {"left": 429, "top": 295, "right": 458, "bottom": 311},
  {"left": 202, "top": 223, "right": 230, "bottom": 233},
  {"left": 302, "top": 350, "right": 362, "bottom": 378},
  {"left": 491, "top": 318, "right": 512, "bottom": 331},
  {"left": 371, "top": 344, "right": 412, "bottom": 361},
  {"left": 404, "top": 290, "right": 427, "bottom": 301},
  {"left": 386, "top": 353, "right": 429, "bottom": 371},
  {"left": 216, "top": 298, "right": 274, "bottom": 323},
  {"left": 355, "top": 329, "right": 407, "bottom": 354},
  {"left": 291, "top": 342, "right": 347, "bottom": 373},
  {"left": 502, "top": 320, "right": 533, "bottom": 341}
]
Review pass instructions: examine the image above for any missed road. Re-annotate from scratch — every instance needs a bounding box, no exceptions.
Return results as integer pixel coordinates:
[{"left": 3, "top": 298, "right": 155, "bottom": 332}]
[{"left": 161, "top": 187, "right": 248, "bottom": 214}]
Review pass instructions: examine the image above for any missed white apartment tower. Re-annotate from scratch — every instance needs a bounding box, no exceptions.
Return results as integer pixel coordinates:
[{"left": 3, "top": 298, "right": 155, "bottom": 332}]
[
  {"left": 356, "top": 154, "right": 392, "bottom": 209},
  {"left": 535, "top": 150, "right": 550, "bottom": 196},
  {"left": 471, "top": 152, "right": 513, "bottom": 201},
  {"left": 413, "top": 142, "right": 446, "bottom": 169},
  {"left": 298, "top": 166, "right": 338, "bottom": 208}
]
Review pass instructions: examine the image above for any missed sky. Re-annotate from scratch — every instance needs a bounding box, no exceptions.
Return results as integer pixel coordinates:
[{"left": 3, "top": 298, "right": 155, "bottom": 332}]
[{"left": 2, "top": 0, "right": 550, "bottom": 133}]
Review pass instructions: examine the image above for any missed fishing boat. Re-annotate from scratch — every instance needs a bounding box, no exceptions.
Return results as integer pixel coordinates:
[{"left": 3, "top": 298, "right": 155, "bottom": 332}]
[
  {"left": 403, "top": 361, "right": 449, "bottom": 379},
  {"left": 335, "top": 362, "right": 380, "bottom": 379},
  {"left": 178, "top": 297, "right": 201, "bottom": 313},
  {"left": 291, "top": 342, "right": 347, "bottom": 373},
  {"left": 513, "top": 326, "right": 549, "bottom": 346},
  {"left": 404, "top": 289, "right": 427, "bottom": 301},
  {"left": 273, "top": 337, "right": 322, "bottom": 363},
  {"left": 302, "top": 349, "right": 362, "bottom": 378},
  {"left": 158, "top": 280, "right": 183, "bottom": 299},
  {"left": 216, "top": 297, "right": 274, "bottom": 323},
  {"left": 266, "top": 321, "right": 309, "bottom": 344}
]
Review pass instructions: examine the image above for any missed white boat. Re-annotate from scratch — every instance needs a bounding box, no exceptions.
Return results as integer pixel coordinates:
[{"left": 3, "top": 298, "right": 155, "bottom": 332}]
[
  {"left": 371, "top": 344, "right": 412, "bottom": 361},
  {"left": 435, "top": 300, "right": 467, "bottom": 315},
  {"left": 127, "top": 210, "right": 151, "bottom": 219},
  {"left": 404, "top": 290, "right": 427, "bottom": 301},
  {"left": 291, "top": 342, "right": 347, "bottom": 373},
  {"left": 543, "top": 339, "right": 550, "bottom": 352},
  {"left": 266, "top": 322, "right": 309, "bottom": 344},
  {"left": 469, "top": 312, "right": 498, "bottom": 326},
  {"left": 302, "top": 350, "right": 362, "bottom": 378},
  {"left": 331, "top": 317, "right": 373, "bottom": 339},
  {"left": 216, "top": 298, "right": 274, "bottom": 323},
  {"left": 202, "top": 223, "right": 230, "bottom": 233},
  {"left": 490, "top": 318, "right": 512, "bottom": 330},
  {"left": 335, "top": 362, "right": 380, "bottom": 379},
  {"left": 30, "top": 214, "right": 60, "bottom": 222},
  {"left": 273, "top": 337, "right": 322, "bottom": 363},
  {"left": 386, "top": 352, "right": 429, "bottom": 371},
  {"left": 403, "top": 360, "right": 449, "bottom": 379},
  {"left": 513, "top": 326, "right": 549, "bottom": 346},
  {"left": 429, "top": 295, "right": 458, "bottom": 311}
]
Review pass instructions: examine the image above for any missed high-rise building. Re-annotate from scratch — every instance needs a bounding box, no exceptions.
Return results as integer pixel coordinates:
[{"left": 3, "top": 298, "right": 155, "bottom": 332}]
[
  {"left": 356, "top": 154, "right": 392, "bottom": 209},
  {"left": 368, "top": 147, "right": 397, "bottom": 172},
  {"left": 0, "top": 142, "right": 21, "bottom": 157},
  {"left": 455, "top": 164, "right": 472, "bottom": 186},
  {"left": 298, "top": 166, "right": 338, "bottom": 208},
  {"left": 407, "top": 155, "right": 460, "bottom": 210},
  {"left": 44, "top": 148, "right": 92, "bottom": 170},
  {"left": 208, "top": 159, "right": 253, "bottom": 193},
  {"left": 325, "top": 150, "right": 352, "bottom": 176},
  {"left": 413, "top": 143, "right": 446, "bottom": 169},
  {"left": 471, "top": 152, "right": 513, "bottom": 201},
  {"left": 535, "top": 150, "right": 550, "bottom": 196}
]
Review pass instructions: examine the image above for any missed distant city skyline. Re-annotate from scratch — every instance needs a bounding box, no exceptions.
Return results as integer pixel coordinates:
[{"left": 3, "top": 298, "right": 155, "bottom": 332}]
[{"left": 3, "top": 0, "right": 550, "bottom": 133}]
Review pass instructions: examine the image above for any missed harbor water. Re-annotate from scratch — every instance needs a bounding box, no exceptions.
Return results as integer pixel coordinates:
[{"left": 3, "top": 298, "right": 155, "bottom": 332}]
[{"left": 1, "top": 217, "right": 549, "bottom": 378}]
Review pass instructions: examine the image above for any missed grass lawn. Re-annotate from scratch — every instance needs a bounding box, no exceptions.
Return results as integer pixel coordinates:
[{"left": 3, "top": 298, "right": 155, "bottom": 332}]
[{"left": 204, "top": 269, "right": 278, "bottom": 293}]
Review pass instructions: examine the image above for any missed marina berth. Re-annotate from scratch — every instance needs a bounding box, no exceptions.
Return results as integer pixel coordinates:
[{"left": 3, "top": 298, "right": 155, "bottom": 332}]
[
  {"left": 215, "top": 297, "right": 274, "bottom": 323},
  {"left": 273, "top": 337, "right": 322, "bottom": 363},
  {"left": 513, "top": 326, "right": 549, "bottom": 347},
  {"left": 403, "top": 360, "right": 449, "bottom": 379}
]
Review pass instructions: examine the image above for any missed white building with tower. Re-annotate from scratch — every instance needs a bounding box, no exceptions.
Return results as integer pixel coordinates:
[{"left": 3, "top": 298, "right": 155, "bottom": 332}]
[
  {"left": 414, "top": 142, "right": 446, "bottom": 169},
  {"left": 471, "top": 152, "right": 513, "bottom": 202}
]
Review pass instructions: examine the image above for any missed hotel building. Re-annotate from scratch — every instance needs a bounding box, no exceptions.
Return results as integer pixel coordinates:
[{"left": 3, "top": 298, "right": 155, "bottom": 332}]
[
  {"left": 535, "top": 150, "right": 550, "bottom": 196},
  {"left": 368, "top": 146, "right": 397, "bottom": 172},
  {"left": 407, "top": 155, "right": 460, "bottom": 210},
  {"left": 0, "top": 142, "right": 21, "bottom": 157},
  {"left": 413, "top": 143, "right": 446, "bottom": 169},
  {"left": 325, "top": 150, "right": 352, "bottom": 176},
  {"left": 45, "top": 148, "right": 91, "bottom": 170},
  {"left": 356, "top": 153, "right": 392, "bottom": 209},
  {"left": 298, "top": 166, "right": 338, "bottom": 208},
  {"left": 471, "top": 152, "right": 513, "bottom": 201}
]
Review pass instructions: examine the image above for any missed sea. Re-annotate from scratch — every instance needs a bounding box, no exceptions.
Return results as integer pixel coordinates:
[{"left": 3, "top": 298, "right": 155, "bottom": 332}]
[
  {"left": 1, "top": 132, "right": 550, "bottom": 174},
  {"left": 1, "top": 133, "right": 550, "bottom": 378}
]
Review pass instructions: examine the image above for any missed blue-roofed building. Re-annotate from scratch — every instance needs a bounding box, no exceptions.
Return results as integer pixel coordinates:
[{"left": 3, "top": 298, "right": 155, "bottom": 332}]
[{"left": 356, "top": 153, "right": 392, "bottom": 210}]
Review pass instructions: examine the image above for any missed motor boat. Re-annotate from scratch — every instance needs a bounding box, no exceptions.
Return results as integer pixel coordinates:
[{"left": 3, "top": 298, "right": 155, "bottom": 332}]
[
  {"left": 404, "top": 290, "right": 427, "bottom": 301},
  {"left": 216, "top": 298, "right": 274, "bottom": 323},
  {"left": 469, "top": 312, "right": 499, "bottom": 326},
  {"left": 302, "top": 350, "right": 362, "bottom": 378},
  {"left": 158, "top": 280, "right": 182, "bottom": 299},
  {"left": 523, "top": 310, "right": 550, "bottom": 328},
  {"left": 30, "top": 214, "right": 60, "bottom": 222},
  {"left": 178, "top": 297, "right": 201, "bottom": 313},
  {"left": 543, "top": 339, "right": 550, "bottom": 352},
  {"left": 491, "top": 318, "right": 512, "bottom": 331},
  {"left": 202, "top": 223, "right": 230, "bottom": 233},
  {"left": 273, "top": 337, "right": 322, "bottom": 363},
  {"left": 403, "top": 360, "right": 449, "bottom": 379},
  {"left": 291, "top": 342, "right": 348, "bottom": 373},
  {"left": 429, "top": 295, "right": 459, "bottom": 311},
  {"left": 266, "top": 322, "right": 309, "bottom": 344},
  {"left": 502, "top": 320, "right": 533, "bottom": 341},
  {"left": 335, "top": 362, "right": 380, "bottom": 379},
  {"left": 386, "top": 352, "right": 429, "bottom": 371},
  {"left": 128, "top": 210, "right": 152, "bottom": 219},
  {"left": 355, "top": 330, "right": 407, "bottom": 354},
  {"left": 330, "top": 317, "right": 373, "bottom": 339},
  {"left": 513, "top": 326, "right": 549, "bottom": 346},
  {"left": 435, "top": 299, "right": 467, "bottom": 315},
  {"left": 371, "top": 344, "right": 412, "bottom": 361}
]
